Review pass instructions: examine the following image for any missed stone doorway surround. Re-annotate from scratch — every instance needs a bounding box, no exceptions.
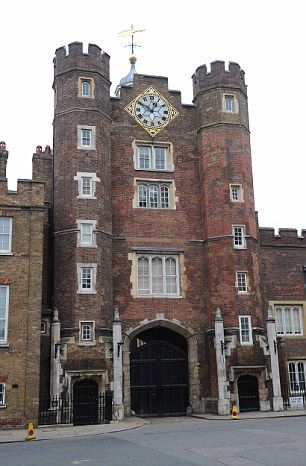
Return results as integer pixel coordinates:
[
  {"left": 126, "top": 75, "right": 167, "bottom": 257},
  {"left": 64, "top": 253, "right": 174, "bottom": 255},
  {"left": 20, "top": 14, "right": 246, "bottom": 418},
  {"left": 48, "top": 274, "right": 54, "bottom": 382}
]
[
  {"left": 230, "top": 365, "right": 270, "bottom": 412},
  {"left": 122, "top": 316, "right": 201, "bottom": 415},
  {"left": 62, "top": 370, "right": 108, "bottom": 396}
]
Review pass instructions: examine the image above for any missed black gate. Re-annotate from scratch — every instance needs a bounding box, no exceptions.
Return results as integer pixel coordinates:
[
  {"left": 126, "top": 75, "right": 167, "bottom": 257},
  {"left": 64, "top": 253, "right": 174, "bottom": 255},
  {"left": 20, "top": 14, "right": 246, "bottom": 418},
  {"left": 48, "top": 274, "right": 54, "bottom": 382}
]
[
  {"left": 38, "top": 387, "right": 113, "bottom": 426},
  {"left": 73, "top": 380, "right": 99, "bottom": 426},
  {"left": 130, "top": 339, "right": 189, "bottom": 417},
  {"left": 238, "top": 374, "right": 260, "bottom": 412}
]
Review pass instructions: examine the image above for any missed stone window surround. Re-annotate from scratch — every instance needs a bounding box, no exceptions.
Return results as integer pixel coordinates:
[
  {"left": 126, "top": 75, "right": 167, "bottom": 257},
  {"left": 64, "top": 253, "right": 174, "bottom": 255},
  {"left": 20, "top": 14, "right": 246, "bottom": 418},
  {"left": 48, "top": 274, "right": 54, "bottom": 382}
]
[
  {"left": 128, "top": 248, "right": 186, "bottom": 299},
  {"left": 232, "top": 224, "right": 247, "bottom": 249},
  {"left": 77, "top": 125, "right": 96, "bottom": 150},
  {"left": 74, "top": 172, "right": 100, "bottom": 199},
  {"left": 0, "top": 217, "right": 12, "bottom": 255},
  {"left": 79, "top": 320, "right": 96, "bottom": 346},
  {"left": 78, "top": 76, "right": 95, "bottom": 99},
  {"left": 77, "top": 263, "right": 97, "bottom": 294},
  {"left": 229, "top": 183, "right": 244, "bottom": 203},
  {"left": 238, "top": 315, "right": 253, "bottom": 345},
  {"left": 222, "top": 93, "right": 239, "bottom": 114},
  {"left": 270, "top": 301, "right": 306, "bottom": 338},
  {"left": 76, "top": 219, "right": 97, "bottom": 247},
  {"left": 132, "top": 140, "right": 174, "bottom": 172},
  {"left": 0, "top": 382, "right": 6, "bottom": 408},
  {"left": 0, "top": 285, "right": 9, "bottom": 345},
  {"left": 132, "top": 178, "right": 178, "bottom": 210},
  {"left": 235, "top": 271, "right": 250, "bottom": 294}
]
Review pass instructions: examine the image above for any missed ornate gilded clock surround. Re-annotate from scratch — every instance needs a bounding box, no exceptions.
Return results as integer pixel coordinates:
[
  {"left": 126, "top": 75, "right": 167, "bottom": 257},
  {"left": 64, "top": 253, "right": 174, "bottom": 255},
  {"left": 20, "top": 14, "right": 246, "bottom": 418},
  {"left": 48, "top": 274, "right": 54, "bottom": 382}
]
[{"left": 125, "top": 85, "right": 179, "bottom": 137}]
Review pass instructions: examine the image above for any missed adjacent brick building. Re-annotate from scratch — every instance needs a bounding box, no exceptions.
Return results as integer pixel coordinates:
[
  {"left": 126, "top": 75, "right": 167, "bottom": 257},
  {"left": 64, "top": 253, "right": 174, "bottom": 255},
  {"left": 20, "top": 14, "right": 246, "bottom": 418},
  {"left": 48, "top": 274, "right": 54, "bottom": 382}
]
[
  {"left": 1, "top": 42, "right": 305, "bottom": 426},
  {"left": 0, "top": 142, "right": 45, "bottom": 427}
]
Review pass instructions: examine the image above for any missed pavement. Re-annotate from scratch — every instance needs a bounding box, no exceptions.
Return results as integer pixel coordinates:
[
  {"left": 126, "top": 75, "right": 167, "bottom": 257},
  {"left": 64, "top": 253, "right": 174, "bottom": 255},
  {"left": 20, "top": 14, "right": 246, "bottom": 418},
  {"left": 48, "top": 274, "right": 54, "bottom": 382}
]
[{"left": 1, "top": 409, "right": 306, "bottom": 443}]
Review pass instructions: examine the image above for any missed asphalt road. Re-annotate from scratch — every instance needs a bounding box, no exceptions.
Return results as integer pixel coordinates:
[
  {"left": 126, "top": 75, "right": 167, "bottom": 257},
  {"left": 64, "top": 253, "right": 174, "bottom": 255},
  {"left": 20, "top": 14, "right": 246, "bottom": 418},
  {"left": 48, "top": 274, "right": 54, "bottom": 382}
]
[{"left": 1, "top": 416, "right": 306, "bottom": 465}]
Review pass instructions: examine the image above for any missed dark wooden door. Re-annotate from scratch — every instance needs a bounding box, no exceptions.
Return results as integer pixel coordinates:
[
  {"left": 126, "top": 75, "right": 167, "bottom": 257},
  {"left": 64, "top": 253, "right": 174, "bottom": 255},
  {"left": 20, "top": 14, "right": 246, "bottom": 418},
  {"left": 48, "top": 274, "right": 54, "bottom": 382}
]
[
  {"left": 238, "top": 374, "right": 260, "bottom": 412},
  {"left": 130, "top": 340, "right": 189, "bottom": 417},
  {"left": 73, "top": 379, "right": 99, "bottom": 426}
]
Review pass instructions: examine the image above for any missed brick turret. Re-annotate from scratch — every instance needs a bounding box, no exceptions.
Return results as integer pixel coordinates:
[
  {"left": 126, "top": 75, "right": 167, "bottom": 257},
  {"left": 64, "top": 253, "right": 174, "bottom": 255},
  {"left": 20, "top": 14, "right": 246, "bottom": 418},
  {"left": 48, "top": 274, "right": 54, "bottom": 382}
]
[
  {"left": 52, "top": 42, "right": 113, "bottom": 379},
  {"left": 193, "top": 60, "right": 264, "bottom": 329}
]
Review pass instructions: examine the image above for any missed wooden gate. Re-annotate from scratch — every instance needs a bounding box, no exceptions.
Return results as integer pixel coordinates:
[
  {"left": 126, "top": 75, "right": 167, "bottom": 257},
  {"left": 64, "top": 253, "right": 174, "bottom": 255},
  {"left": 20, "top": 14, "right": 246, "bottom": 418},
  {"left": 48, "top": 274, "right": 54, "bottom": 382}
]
[{"left": 130, "top": 339, "right": 189, "bottom": 417}]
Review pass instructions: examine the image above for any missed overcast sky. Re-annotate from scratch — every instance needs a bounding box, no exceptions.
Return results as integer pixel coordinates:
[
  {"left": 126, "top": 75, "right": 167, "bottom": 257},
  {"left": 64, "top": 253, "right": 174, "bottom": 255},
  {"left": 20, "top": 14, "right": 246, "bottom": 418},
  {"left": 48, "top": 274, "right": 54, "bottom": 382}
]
[{"left": 1, "top": 0, "right": 305, "bottom": 232}]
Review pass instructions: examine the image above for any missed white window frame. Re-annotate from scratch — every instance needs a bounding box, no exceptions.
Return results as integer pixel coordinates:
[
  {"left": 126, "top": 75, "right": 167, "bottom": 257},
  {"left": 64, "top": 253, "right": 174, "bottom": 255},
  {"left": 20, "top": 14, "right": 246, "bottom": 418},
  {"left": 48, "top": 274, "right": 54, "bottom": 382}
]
[
  {"left": 232, "top": 225, "right": 246, "bottom": 249},
  {"left": 77, "top": 125, "right": 96, "bottom": 150},
  {"left": 236, "top": 271, "right": 249, "bottom": 294},
  {"left": 223, "top": 93, "right": 239, "bottom": 114},
  {"left": 239, "top": 315, "right": 253, "bottom": 345},
  {"left": 78, "top": 77, "right": 94, "bottom": 99},
  {"left": 136, "top": 181, "right": 173, "bottom": 209},
  {"left": 74, "top": 172, "right": 100, "bottom": 199},
  {"left": 288, "top": 360, "right": 306, "bottom": 394},
  {"left": 134, "top": 143, "right": 172, "bottom": 171},
  {"left": 79, "top": 321, "right": 95, "bottom": 345},
  {"left": 76, "top": 220, "right": 97, "bottom": 247},
  {"left": 0, "top": 382, "right": 5, "bottom": 407},
  {"left": 275, "top": 305, "right": 303, "bottom": 336},
  {"left": 136, "top": 255, "right": 180, "bottom": 297},
  {"left": 0, "top": 285, "right": 9, "bottom": 344},
  {"left": 0, "top": 218, "right": 12, "bottom": 254},
  {"left": 230, "top": 184, "right": 244, "bottom": 203},
  {"left": 77, "top": 263, "right": 97, "bottom": 294}
]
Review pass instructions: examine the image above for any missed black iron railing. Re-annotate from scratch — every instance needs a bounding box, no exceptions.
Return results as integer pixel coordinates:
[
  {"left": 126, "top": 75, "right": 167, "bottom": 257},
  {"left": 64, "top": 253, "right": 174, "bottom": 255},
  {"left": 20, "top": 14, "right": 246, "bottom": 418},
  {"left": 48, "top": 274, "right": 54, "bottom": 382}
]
[{"left": 38, "top": 390, "right": 113, "bottom": 426}]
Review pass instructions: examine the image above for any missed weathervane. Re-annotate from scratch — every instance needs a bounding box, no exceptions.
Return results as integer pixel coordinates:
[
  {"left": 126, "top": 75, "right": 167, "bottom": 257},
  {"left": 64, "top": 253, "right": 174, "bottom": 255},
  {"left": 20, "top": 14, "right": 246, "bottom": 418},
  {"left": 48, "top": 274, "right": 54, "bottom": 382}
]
[{"left": 117, "top": 25, "right": 145, "bottom": 55}]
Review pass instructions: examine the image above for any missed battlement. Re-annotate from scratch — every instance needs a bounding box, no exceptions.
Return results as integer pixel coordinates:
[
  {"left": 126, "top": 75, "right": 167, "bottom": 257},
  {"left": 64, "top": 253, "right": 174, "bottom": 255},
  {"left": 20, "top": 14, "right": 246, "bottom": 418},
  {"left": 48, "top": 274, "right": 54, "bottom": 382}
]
[
  {"left": 54, "top": 42, "right": 110, "bottom": 81},
  {"left": 259, "top": 227, "right": 306, "bottom": 246},
  {"left": 192, "top": 61, "right": 247, "bottom": 98}
]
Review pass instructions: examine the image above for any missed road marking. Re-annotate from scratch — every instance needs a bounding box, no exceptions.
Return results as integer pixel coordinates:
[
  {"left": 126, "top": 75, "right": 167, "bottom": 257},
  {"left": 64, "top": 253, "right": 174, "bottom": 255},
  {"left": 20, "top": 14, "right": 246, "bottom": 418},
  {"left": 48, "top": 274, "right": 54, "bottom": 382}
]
[{"left": 71, "top": 460, "right": 92, "bottom": 464}]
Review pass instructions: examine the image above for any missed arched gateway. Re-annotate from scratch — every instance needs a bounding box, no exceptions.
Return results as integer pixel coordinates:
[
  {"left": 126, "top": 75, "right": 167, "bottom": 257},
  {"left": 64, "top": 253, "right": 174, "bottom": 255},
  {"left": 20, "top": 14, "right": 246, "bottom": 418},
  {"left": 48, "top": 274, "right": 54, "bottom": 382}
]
[{"left": 130, "top": 327, "right": 189, "bottom": 416}]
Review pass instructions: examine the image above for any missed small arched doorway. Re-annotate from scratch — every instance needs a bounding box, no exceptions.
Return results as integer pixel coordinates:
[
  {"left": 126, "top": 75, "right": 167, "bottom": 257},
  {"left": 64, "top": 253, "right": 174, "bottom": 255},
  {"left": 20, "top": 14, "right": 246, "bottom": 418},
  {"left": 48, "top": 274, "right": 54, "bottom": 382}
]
[
  {"left": 73, "top": 379, "right": 99, "bottom": 425},
  {"left": 130, "top": 327, "right": 189, "bottom": 417},
  {"left": 238, "top": 374, "right": 260, "bottom": 412}
]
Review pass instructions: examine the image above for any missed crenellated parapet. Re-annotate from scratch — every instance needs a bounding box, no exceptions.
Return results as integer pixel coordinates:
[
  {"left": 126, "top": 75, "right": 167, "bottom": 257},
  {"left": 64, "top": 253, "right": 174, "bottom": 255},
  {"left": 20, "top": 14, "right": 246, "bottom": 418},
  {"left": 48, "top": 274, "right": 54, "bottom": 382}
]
[
  {"left": 53, "top": 42, "right": 110, "bottom": 82},
  {"left": 259, "top": 227, "right": 306, "bottom": 246},
  {"left": 192, "top": 61, "right": 247, "bottom": 98}
]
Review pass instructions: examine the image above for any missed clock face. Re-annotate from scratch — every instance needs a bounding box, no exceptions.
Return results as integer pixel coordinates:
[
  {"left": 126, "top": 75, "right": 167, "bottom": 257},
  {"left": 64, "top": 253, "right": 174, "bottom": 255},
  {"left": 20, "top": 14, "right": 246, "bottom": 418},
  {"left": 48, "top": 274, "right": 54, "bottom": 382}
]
[{"left": 125, "top": 86, "right": 179, "bottom": 136}]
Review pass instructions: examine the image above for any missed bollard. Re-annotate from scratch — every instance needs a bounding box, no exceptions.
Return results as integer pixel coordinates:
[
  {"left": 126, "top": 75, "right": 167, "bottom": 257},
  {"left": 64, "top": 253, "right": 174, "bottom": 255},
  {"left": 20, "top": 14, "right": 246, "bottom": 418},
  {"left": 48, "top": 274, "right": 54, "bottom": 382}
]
[
  {"left": 231, "top": 404, "right": 239, "bottom": 420},
  {"left": 25, "top": 422, "right": 36, "bottom": 440}
]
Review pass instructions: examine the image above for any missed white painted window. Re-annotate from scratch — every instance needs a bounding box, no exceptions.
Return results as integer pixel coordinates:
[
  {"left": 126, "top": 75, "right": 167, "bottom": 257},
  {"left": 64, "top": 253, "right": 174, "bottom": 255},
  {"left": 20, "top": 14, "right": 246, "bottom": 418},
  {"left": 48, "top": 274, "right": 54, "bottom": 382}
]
[
  {"left": 0, "top": 382, "right": 5, "bottom": 406},
  {"left": 137, "top": 182, "right": 172, "bottom": 209},
  {"left": 0, "top": 285, "right": 9, "bottom": 344},
  {"left": 74, "top": 172, "right": 100, "bottom": 199},
  {"left": 136, "top": 144, "right": 169, "bottom": 171},
  {"left": 230, "top": 184, "right": 243, "bottom": 202},
  {"left": 77, "top": 220, "right": 97, "bottom": 247},
  {"left": 80, "top": 322, "right": 93, "bottom": 341},
  {"left": 288, "top": 361, "right": 306, "bottom": 394},
  {"left": 0, "top": 218, "right": 12, "bottom": 254},
  {"left": 275, "top": 306, "right": 303, "bottom": 336},
  {"left": 236, "top": 272, "right": 248, "bottom": 293},
  {"left": 137, "top": 255, "right": 180, "bottom": 297},
  {"left": 81, "top": 80, "right": 91, "bottom": 97},
  {"left": 233, "top": 225, "right": 246, "bottom": 249},
  {"left": 77, "top": 264, "right": 97, "bottom": 294},
  {"left": 77, "top": 125, "right": 96, "bottom": 150},
  {"left": 225, "top": 95, "right": 234, "bottom": 112},
  {"left": 239, "top": 315, "right": 253, "bottom": 345}
]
